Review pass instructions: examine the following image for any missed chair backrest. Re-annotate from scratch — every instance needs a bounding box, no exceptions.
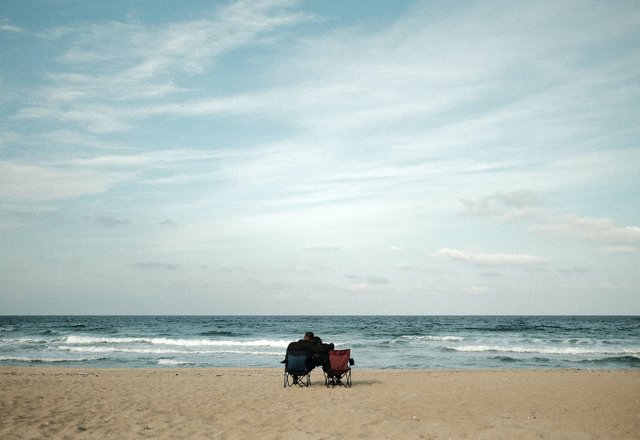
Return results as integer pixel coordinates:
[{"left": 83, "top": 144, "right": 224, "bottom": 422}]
[
  {"left": 286, "top": 350, "right": 310, "bottom": 374},
  {"left": 328, "top": 349, "right": 350, "bottom": 373}
]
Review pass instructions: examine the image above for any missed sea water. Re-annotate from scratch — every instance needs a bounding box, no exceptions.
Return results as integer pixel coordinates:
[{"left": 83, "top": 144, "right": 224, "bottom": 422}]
[{"left": 0, "top": 315, "right": 638, "bottom": 369}]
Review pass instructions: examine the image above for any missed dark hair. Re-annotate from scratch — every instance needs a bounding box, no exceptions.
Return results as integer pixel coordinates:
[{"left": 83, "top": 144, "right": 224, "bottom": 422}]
[{"left": 304, "top": 331, "right": 314, "bottom": 339}]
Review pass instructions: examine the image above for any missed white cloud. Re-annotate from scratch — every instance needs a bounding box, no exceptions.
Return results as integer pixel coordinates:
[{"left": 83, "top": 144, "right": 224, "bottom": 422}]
[
  {"left": 16, "top": 104, "right": 132, "bottom": 133},
  {"left": 437, "top": 248, "right": 548, "bottom": 267},
  {"left": 538, "top": 216, "right": 640, "bottom": 245},
  {"left": 548, "top": 149, "right": 640, "bottom": 190},
  {"left": 350, "top": 283, "right": 368, "bottom": 292},
  {"left": 460, "top": 190, "right": 544, "bottom": 217},
  {"left": 495, "top": 191, "right": 544, "bottom": 209},
  {"left": 0, "top": 19, "right": 23, "bottom": 33},
  {"left": 459, "top": 190, "right": 640, "bottom": 254},
  {"left": 1, "top": 1, "right": 639, "bottom": 314},
  {"left": 0, "top": 161, "right": 123, "bottom": 201},
  {"left": 35, "top": 129, "right": 121, "bottom": 150},
  {"left": 68, "top": 149, "right": 229, "bottom": 168},
  {"left": 15, "top": 0, "right": 309, "bottom": 133},
  {"left": 600, "top": 246, "right": 639, "bottom": 255}
]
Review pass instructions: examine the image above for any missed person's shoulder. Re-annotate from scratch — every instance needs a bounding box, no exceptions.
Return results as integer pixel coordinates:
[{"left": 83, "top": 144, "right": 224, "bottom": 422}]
[{"left": 287, "top": 339, "right": 308, "bottom": 351}]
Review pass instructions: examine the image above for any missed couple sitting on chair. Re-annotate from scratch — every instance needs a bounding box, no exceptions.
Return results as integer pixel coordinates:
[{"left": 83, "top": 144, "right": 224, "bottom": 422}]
[
  {"left": 285, "top": 331, "right": 334, "bottom": 372},
  {"left": 283, "top": 331, "right": 353, "bottom": 387}
]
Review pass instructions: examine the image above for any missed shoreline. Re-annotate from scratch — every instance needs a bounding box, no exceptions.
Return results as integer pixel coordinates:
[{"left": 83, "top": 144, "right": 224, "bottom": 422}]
[{"left": 1, "top": 367, "right": 638, "bottom": 439}]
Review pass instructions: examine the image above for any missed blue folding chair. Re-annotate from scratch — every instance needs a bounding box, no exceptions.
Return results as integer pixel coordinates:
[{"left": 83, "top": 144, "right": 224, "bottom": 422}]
[{"left": 283, "top": 350, "right": 312, "bottom": 387}]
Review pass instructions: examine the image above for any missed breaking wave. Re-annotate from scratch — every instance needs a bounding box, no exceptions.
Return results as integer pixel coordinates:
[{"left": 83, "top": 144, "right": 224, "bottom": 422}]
[
  {"left": 64, "top": 335, "right": 289, "bottom": 348},
  {"left": 445, "top": 345, "right": 640, "bottom": 356},
  {"left": 395, "top": 335, "right": 464, "bottom": 342},
  {"left": 59, "top": 345, "right": 282, "bottom": 356},
  {"left": 0, "top": 356, "right": 107, "bottom": 363},
  {"left": 157, "top": 359, "right": 195, "bottom": 366}
]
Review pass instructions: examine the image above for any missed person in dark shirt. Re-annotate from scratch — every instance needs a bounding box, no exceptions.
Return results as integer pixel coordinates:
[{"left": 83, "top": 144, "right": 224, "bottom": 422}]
[
  {"left": 283, "top": 332, "right": 315, "bottom": 384},
  {"left": 286, "top": 331, "right": 315, "bottom": 353},
  {"left": 285, "top": 332, "right": 334, "bottom": 370},
  {"left": 309, "top": 336, "right": 334, "bottom": 370}
]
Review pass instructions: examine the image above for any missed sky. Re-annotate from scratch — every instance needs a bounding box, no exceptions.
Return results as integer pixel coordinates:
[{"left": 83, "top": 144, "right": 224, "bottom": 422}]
[{"left": 1, "top": 0, "right": 639, "bottom": 315}]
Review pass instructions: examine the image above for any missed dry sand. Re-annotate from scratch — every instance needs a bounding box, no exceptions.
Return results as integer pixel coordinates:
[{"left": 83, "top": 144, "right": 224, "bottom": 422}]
[{"left": 1, "top": 367, "right": 638, "bottom": 439}]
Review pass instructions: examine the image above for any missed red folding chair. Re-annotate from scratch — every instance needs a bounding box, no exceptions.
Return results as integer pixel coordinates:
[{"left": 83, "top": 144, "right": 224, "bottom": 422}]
[{"left": 323, "top": 349, "right": 353, "bottom": 388}]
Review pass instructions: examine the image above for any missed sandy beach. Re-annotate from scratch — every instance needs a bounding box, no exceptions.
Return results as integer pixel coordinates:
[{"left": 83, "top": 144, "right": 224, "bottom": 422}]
[{"left": 1, "top": 367, "right": 638, "bottom": 439}]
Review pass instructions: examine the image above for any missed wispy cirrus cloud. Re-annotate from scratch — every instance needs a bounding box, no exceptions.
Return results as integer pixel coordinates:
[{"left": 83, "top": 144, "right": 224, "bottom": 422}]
[
  {"left": 67, "top": 149, "right": 231, "bottom": 168},
  {"left": 460, "top": 190, "right": 544, "bottom": 217},
  {"left": 0, "top": 161, "right": 124, "bottom": 201},
  {"left": 0, "top": 19, "right": 24, "bottom": 33},
  {"left": 0, "top": 145, "right": 244, "bottom": 202},
  {"left": 459, "top": 191, "right": 640, "bottom": 253},
  {"left": 2, "top": 1, "right": 639, "bottom": 314},
  {"left": 437, "top": 248, "right": 549, "bottom": 267},
  {"left": 538, "top": 216, "right": 640, "bottom": 245},
  {"left": 16, "top": 0, "right": 309, "bottom": 133},
  {"left": 601, "top": 246, "right": 639, "bottom": 255}
]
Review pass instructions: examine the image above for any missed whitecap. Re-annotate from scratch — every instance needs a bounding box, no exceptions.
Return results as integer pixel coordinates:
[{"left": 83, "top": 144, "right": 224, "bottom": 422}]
[
  {"left": 59, "top": 345, "right": 190, "bottom": 355},
  {"left": 157, "top": 359, "right": 195, "bottom": 366},
  {"left": 396, "top": 335, "right": 464, "bottom": 342},
  {"left": 59, "top": 345, "right": 284, "bottom": 356},
  {"left": 63, "top": 335, "right": 289, "bottom": 348},
  {"left": 446, "top": 345, "right": 640, "bottom": 356},
  {"left": 0, "top": 356, "right": 106, "bottom": 363}
]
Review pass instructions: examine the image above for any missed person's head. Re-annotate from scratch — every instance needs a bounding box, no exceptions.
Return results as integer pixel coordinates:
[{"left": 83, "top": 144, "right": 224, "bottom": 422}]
[{"left": 304, "top": 331, "right": 314, "bottom": 341}]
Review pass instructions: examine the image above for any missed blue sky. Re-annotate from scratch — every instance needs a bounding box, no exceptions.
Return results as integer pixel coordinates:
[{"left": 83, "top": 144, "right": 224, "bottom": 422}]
[{"left": 1, "top": 0, "right": 639, "bottom": 315}]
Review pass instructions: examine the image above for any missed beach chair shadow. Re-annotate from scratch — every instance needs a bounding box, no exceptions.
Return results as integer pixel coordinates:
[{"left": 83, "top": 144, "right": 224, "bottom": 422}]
[
  {"left": 282, "top": 350, "right": 312, "bottom": 387},
  {"left": 323, "top": 349, "right": 354, "bottom": 388}
]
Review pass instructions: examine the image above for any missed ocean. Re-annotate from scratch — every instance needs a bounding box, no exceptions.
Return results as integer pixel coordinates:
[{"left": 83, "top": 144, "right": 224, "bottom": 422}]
[{"left": 1, "top": 315, "right": 638, "bottom": 369}]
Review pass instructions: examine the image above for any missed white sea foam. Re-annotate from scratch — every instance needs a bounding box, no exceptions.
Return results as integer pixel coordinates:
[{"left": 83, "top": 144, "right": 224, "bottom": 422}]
[
  {"left": 206, "top": 350, "right": 283, "bottom": 356},
  {"left": 64, "top": 336, "right": 145, "bottom": 344},
  {"left": 63, "top": 335, "right": 289, "bottom": 348},
  {"left": 59, "top": 345, "right": 191, "bottom": 355},
  {"left": 59, "top": 345, "right": 283, "bottom": 356},
  {"left": 0, "top": 356, "right": 104, "bottom": 363},
  {"left": 447, "top": 345, "right": 640, "bottom": 356},
  {"left": 397, "top": 335, "right": 464, "bottom": 342},
  {"left": 157, "top": 359, "right": 194, "bottom": 366}
]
